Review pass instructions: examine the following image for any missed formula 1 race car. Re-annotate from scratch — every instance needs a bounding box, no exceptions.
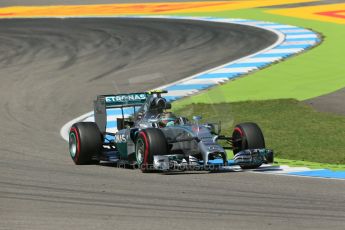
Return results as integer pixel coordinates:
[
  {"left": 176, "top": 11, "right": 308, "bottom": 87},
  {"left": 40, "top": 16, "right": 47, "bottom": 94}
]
[{"left": 68, "top": 90, "right": 273, "bottom": 172}]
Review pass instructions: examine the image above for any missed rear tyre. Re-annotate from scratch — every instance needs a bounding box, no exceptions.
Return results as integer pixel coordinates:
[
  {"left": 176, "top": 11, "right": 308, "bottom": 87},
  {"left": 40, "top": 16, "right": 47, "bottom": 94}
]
[
  {"left": 232, "top": 122, "right": 265, "bottom": 169},
  {"left": 135, "top": 128, "right": 168, "bottom": 173},
  {"left": 69, "top": 122, "right": 102, "bottom": 165}
]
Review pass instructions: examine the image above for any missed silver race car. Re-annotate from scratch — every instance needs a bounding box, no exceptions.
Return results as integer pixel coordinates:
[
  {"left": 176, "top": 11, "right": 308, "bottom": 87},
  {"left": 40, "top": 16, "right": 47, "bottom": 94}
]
[{"left": 68, "top": 90, "right": 273, "bottom": 172}]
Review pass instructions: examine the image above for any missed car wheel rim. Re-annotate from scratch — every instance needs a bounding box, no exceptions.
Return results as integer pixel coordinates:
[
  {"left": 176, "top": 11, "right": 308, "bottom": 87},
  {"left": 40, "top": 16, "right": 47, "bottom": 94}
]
[
  {"left": 136, "top": 138, "right": 145, "bottom": 165},
  {"left": 69, "top": 132, "right": 77, "bottom": 158}
]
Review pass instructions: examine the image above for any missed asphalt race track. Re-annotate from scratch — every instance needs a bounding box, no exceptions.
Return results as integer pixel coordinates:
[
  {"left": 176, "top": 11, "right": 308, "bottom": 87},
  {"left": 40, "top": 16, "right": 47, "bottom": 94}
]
[
  {"left": 305, "top": 88, "right": 345, "bottom": 116},
  {"left": 0, "top": 17, "right": 345, "bottom": 230}
]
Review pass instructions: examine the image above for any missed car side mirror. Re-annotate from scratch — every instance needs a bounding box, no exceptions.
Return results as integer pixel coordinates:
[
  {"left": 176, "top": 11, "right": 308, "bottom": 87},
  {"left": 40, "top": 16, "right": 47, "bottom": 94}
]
[
  {"left": 205, "top": 122, "right": 221, "bottom": 135},
  {"left": 192, "top": 116, "right": 202, "bottom": 121}
]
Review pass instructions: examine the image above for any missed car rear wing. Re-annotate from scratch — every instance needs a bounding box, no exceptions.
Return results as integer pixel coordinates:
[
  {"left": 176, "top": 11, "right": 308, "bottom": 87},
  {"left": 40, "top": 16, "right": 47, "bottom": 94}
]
[
  {"left": 94, "top": 90, "right": 169, "bottom": 133},
  {"left": 94, "top": 93, "right": 148, "bottom": 133}
]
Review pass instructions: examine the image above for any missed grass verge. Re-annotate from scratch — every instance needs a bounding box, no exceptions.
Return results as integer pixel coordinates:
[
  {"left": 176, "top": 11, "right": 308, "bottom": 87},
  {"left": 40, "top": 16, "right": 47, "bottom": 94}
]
[
  {"left": 171, "top": 8, "right": 345, "bottom": 105},
  {"left": 173, "top": 99, "right": 345, "bottom": 168}
]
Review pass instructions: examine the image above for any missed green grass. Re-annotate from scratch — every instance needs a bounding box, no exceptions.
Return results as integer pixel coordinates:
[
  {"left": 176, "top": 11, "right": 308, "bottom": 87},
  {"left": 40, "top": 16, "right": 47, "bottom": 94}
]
[
  {"left": 169, "top": 8, "right": 345, "bottom": 105},
  {"left": 173, "top": 100, "right": 345, "bottom": 167}
]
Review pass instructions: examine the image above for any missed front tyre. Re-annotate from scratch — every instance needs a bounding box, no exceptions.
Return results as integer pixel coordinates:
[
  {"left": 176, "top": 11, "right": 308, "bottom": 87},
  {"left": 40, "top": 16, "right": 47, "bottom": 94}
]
[
  {"left": 69, "top": 122, "right": 102, "bottom": 165},
  {"left": 135, "top": 128, "right": 168, "bottom": 173},
  {"left": 232, "top": 122, "right": 265, "bottom": 169}
]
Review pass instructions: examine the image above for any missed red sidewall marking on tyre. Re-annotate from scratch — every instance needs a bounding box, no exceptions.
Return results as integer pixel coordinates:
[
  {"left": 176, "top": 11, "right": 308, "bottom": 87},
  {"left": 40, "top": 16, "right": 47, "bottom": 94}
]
[
  {"left": 140, "top": 131, "right": 149, "bottom": 165},
  {"left": 234, "top": 127, "right": 243, "bottom": 137},
  {"left": 70, "top": 127, "right": 80, "bottom": 162}
]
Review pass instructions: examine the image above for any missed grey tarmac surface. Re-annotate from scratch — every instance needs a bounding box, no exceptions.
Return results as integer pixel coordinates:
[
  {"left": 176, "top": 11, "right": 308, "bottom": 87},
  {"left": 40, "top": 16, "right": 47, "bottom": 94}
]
[
  {"left": 0, "top": 14, "right": 345, "bottom": 230},
  {"left": 305, "top": 88, "right": 345, "bottom": 116}
]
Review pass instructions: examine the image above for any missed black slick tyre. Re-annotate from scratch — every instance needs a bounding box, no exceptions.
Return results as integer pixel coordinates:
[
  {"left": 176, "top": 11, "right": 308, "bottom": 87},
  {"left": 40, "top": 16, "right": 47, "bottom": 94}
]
[
  {"left": 135, "top": 128, "right": 168, "bottom": 173},
  {"left": 69, "top": 122, "right": 102, "bottom": 165},
  {"left": 232, "top": 122, "right": 265, "bottom": 169}
]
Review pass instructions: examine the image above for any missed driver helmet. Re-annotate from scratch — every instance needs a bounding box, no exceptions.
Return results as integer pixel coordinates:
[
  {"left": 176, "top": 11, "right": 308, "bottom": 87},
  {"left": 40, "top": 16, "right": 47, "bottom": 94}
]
[{"left": 159, "top": 112, "right": 178, "bottom": 127}]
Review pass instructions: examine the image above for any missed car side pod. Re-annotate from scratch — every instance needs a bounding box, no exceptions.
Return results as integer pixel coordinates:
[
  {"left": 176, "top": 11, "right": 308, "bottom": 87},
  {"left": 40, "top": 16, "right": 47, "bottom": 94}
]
[{"left": 233, "top": 149, "right": 274, "bottom": 169}]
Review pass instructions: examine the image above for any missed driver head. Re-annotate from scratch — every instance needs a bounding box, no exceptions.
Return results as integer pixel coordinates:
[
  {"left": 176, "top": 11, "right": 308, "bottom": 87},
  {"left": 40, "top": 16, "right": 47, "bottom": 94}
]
[{"left": 159, "top": 112, "right": 178, "bottom": 127}]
